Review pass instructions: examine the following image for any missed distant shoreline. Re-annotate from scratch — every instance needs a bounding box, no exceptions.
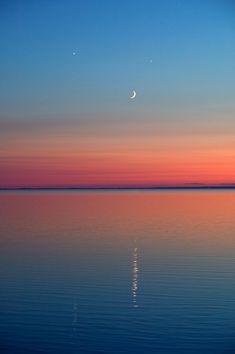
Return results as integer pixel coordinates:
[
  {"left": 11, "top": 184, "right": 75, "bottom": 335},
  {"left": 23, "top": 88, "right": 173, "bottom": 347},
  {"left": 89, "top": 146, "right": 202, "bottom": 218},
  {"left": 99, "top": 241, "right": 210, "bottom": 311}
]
[{"left": 1, "top": 186, "right": 235, "bottom": 191}]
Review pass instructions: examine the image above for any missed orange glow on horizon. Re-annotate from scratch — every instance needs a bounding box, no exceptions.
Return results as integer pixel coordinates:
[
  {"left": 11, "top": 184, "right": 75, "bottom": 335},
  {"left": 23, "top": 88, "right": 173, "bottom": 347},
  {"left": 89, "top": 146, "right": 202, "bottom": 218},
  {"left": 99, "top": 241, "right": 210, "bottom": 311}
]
[{"left": 1, "top": 132, "right": 235, "bottom": 188}]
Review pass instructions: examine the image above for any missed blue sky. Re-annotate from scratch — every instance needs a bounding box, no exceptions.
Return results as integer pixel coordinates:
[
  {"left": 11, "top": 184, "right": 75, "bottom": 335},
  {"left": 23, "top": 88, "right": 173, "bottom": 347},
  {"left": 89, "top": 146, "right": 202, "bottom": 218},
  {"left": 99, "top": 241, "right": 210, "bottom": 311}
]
[
  {"left": 0, "top": 0, "right": 234, "bottom": 124},
  {"left": 0, "top": 0, "right": 235, "bottom": 187}
]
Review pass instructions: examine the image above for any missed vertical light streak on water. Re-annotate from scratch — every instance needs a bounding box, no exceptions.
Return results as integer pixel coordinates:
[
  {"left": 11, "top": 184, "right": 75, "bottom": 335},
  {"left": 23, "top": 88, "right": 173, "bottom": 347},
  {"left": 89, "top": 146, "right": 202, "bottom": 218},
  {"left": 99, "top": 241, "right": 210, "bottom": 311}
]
[{"left": 132, "top": 246, "right": 139, "bottom": 308}]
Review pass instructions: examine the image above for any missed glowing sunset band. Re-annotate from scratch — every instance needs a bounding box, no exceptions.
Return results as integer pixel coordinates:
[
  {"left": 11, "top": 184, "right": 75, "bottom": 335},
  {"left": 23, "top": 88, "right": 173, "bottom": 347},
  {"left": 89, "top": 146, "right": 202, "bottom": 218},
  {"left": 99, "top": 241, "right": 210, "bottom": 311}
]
[{"left": 0, "top": 131, "right": 235, "bottom": 188}]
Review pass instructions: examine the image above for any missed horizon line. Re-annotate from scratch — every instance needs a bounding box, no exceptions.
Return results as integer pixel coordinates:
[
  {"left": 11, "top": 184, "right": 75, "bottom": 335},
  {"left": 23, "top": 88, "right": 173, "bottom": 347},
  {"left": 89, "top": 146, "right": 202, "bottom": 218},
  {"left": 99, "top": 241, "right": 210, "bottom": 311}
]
[{"left": 1, "top": 185, "right": 235, "bottom": 191}]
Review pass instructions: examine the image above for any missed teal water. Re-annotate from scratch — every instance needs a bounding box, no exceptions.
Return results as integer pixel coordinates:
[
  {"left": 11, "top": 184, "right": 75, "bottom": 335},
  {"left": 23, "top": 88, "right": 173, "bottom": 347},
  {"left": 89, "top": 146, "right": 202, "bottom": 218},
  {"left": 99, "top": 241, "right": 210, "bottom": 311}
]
[{"left": 1, "top": 190, "right": 235, "bottom": 353}]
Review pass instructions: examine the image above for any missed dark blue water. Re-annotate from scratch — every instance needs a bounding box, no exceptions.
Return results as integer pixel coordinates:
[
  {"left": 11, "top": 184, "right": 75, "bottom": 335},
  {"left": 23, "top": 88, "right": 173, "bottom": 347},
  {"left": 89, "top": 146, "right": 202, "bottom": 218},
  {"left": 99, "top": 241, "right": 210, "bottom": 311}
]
[{"left": 1, "top": 191, "right": 235, "bottom": 353}]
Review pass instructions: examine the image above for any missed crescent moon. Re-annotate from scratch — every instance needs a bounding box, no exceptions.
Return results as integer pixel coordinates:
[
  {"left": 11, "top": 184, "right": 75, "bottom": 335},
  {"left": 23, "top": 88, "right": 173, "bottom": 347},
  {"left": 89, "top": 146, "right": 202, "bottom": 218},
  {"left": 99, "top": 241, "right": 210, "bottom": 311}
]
[{"left": 130, "top": 90, "right": 136, "bottom": 99}]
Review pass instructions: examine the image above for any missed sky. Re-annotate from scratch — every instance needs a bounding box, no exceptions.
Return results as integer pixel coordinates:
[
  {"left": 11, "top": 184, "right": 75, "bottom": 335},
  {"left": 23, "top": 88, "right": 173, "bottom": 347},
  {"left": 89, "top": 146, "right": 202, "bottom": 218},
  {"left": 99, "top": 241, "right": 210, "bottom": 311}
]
[{"left": 0, "top": 0, "right": 235, "bottom": 188}]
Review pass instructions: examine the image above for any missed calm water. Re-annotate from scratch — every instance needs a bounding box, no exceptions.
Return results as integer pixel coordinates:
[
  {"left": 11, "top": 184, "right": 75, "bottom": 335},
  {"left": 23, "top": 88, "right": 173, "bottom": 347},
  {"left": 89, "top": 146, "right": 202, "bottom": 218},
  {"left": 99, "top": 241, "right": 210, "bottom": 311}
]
[{"left": 1, "top": 190, "right": 235, "bottom": 354}]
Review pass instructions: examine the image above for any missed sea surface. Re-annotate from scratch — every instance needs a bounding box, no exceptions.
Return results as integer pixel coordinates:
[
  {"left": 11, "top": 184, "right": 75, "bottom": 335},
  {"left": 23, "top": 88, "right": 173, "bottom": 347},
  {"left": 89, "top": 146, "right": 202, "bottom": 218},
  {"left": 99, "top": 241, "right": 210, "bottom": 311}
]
[{"left": 1, "top": 190, "right": 235, "bottom": 354}]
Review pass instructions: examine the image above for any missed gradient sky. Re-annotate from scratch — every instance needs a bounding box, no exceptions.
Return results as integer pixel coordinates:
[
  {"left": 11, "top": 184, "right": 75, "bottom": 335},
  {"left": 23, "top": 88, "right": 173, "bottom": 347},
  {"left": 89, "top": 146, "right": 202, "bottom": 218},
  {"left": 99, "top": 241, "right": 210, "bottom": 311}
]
[{"left": 0, "top": 0, "right": 235, "bottom": 187}]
